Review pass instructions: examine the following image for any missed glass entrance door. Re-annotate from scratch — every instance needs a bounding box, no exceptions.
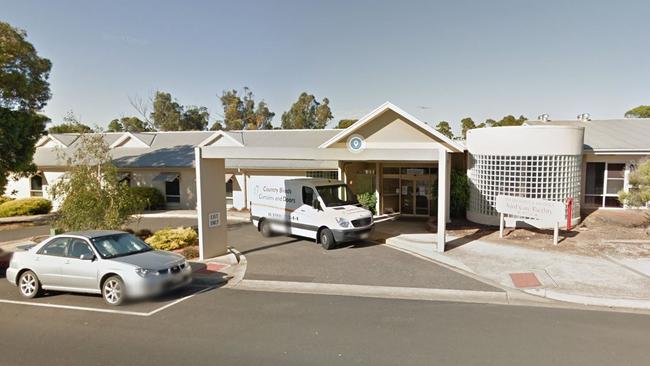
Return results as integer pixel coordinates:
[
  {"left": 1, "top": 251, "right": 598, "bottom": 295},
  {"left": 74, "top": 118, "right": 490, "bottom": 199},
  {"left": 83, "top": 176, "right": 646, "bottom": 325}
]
[{"left": 382, "top": 166, "right": 435, "bottom": 217}]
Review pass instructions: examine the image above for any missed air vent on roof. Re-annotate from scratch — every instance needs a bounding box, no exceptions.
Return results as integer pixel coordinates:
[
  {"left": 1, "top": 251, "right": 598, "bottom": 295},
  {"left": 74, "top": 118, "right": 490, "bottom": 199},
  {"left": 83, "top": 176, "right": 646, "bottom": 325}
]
[
  {"left": 577, "top": 113, "right": 591, "bottom": 121},
  {"left": 537, "top": 114, "right": 550, "bottom": 122}
]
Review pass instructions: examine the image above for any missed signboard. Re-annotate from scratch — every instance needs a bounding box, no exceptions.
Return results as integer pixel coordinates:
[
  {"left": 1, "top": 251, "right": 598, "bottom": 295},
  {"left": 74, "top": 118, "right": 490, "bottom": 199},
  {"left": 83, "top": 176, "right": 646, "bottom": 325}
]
[
  {"left": 495, "top": 195, "right": 566, "bottom": 245},
  {"left": 495, "top": 196, "right": 565, "bottom": 222},
  {"left": 208, "top": 212, "right": 221, "bottom": 228}
]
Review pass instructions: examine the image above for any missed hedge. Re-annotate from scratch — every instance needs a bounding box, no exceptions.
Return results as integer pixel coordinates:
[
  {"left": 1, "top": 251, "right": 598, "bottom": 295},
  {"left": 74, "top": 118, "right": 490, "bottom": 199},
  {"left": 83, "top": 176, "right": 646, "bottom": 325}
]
[
  {"left": 0, "top": 198, "right": 52, "bottom": 218},
  {"left": 130, "top": 186, "right": 165, "bottom": 210},
  {"left": 145, "top": 227, "right": 198, "bottom": 251},
  {"left": 0, "top": 196, "right": 12, "bottom": 206}
]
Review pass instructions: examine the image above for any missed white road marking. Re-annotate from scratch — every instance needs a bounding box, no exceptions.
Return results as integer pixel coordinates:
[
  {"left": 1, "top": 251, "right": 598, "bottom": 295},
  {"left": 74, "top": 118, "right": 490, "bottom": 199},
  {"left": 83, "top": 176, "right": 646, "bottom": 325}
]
[
  {"left": 0, "top": 284, "right": 220, "bottom": 317},
  {"left": 0, "top": 299, "right": 149, "bottom": 316}
]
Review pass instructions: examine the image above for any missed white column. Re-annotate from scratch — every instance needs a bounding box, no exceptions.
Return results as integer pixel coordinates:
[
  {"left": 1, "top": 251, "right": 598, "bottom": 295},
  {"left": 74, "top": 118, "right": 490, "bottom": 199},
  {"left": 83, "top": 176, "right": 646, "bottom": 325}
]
[
  {"left": 195, "top": 148, "right": 229, "bottom": 260},
  {"left": 437, "top": 149, "right": 448, "bottom": 252},
  {"left": 446, "top": 153, "right": 451, "bottom": 223},
  {"left": 375, "top": 162, "right": 381, "bottom": 215}
]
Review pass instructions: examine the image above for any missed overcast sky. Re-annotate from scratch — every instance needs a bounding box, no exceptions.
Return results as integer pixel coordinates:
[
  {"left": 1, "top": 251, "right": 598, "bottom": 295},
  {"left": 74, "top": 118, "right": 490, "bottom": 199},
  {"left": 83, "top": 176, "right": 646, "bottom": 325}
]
[{"left": 4, "top": 0, "right": 650, "bottom": 133}]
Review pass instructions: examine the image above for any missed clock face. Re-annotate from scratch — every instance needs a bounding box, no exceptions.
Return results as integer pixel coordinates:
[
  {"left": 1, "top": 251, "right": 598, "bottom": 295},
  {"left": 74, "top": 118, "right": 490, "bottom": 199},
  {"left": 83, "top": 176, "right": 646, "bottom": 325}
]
[{"left": 347, "top": 134, "right": 366, "bottom": 153}]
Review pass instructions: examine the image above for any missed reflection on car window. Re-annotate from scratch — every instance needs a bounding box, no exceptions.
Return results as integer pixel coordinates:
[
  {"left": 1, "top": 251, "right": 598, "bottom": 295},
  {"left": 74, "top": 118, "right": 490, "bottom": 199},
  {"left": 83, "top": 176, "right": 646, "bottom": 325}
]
[
  {"left": 91, "top": 234, "right": 151, "bottom": 259},
  {"left": 38, "top": 238, "right": 69, "bottom": 257},
  {"left": 68, "top": 239, "right": 94, "bottom": 259},
  {"left": 316, "top": 184, "right": 358, "bottom": 207}
]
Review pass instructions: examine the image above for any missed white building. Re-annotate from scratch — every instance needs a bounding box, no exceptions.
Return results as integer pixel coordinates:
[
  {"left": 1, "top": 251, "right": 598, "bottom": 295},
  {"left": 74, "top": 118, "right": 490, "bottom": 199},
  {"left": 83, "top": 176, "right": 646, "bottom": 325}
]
[{"left": 5, "top": 104, "right": 649, "bottom": 221}]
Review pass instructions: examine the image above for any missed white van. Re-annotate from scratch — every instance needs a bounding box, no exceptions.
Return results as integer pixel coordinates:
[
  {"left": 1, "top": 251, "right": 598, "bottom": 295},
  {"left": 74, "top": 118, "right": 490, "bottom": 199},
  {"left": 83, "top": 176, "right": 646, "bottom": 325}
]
[{"left": 249, "top": 176, "right": 374, "bottom": 249}]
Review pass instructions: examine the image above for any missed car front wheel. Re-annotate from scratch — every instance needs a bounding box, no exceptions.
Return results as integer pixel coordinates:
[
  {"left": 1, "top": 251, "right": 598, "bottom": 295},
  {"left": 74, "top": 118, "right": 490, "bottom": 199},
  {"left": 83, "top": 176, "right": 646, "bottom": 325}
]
[
  {"left": 18, "top": 270, "right": 41, "bottom": 299},
  {"left": 102, "top": 276, "right": 125, "bottom": 306}
]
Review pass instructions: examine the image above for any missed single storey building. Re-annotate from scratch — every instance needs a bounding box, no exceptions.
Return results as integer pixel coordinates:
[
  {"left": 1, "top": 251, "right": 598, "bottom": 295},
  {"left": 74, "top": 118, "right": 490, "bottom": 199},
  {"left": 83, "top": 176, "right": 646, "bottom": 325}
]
[{"left": 4, "top": 102, "right": 649, "bottom": 257}]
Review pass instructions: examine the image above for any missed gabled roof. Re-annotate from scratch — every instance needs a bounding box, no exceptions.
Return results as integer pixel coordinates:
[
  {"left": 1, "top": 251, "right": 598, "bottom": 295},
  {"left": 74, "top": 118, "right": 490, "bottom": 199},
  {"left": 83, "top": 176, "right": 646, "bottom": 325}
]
[
  {"left": 525, "top": 118, "right": 650, "bottom": 153},
  {"left": 36, "top": 134, "right": 79, "bottom": 148},
  {"left": 198, "top": 131, "right": 244, "bottom": 147},
  {"left": 318, "top": 102, "right": 465, "bottom": 152},
  {"left": 109, "top": 132, "right": 152, "bottom": 148}
]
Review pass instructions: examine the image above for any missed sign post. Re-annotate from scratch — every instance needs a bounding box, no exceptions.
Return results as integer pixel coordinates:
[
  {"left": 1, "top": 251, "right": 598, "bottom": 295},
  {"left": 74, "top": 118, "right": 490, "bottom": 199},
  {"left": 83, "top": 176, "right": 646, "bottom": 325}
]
[{"left": 496, "top": 195, "right": 566, "bottom": 245}]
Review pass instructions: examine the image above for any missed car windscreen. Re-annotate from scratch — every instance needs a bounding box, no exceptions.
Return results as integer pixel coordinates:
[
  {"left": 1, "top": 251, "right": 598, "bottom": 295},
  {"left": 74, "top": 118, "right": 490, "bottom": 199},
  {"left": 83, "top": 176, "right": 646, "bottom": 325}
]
[
  {"left": 315, "top": 184, "right": 358, "bottom": 207},
  {"left": 91, "top": 234, "right": 152, "bottom": 259}
]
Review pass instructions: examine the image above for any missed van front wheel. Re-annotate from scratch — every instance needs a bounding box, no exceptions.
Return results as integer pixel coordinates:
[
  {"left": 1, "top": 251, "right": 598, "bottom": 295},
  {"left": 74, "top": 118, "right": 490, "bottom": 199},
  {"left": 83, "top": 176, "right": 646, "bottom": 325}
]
[
  {"left": 319, "top": 229, "right": 335, "bottom": 250},
  {"left": 260, "top": 220, "right": 273, "bottom": 237}
]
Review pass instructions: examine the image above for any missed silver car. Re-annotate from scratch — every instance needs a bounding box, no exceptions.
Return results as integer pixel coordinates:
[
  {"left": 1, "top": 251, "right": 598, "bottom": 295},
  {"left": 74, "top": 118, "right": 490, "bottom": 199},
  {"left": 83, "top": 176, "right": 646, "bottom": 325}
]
[{"left": 6, "top": 230, "right": 192, "bottom": 306}]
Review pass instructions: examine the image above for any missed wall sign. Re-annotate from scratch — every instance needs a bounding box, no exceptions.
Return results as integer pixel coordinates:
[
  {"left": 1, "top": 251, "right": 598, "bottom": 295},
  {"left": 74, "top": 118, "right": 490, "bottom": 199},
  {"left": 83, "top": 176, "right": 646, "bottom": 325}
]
[
  {"left": 208, "top": 212, "right": 221, "bottom": 228},
  {"left": 346, "top": 134, "right": 366, "bottom": 153},
  {"left": 495, "top": 195, "right": 566, "bottom": 244}
]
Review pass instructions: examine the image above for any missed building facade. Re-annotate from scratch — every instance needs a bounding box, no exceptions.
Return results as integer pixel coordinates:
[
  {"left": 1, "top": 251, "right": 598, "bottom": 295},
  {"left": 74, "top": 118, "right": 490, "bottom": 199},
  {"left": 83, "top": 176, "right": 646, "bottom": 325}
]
[{"left": 4, "top": 105, "right": 649, "bottom": 227}]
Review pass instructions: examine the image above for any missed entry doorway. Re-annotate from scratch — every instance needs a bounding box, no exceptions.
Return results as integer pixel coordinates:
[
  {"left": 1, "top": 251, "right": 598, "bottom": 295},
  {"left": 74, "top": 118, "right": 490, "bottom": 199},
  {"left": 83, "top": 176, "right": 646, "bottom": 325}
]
[{"left": 382, "top": 167, "right": 436, "bottom": 217}]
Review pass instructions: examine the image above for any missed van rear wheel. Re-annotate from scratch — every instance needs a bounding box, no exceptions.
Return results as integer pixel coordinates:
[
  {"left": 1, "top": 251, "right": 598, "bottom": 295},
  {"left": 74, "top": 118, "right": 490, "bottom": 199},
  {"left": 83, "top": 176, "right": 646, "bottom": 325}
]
[
  {"left": 319, "top": 229, "right": 335, "bottom": 250},
  {"left": 260, "top": 220, "right": 273, "bottom": 237}
]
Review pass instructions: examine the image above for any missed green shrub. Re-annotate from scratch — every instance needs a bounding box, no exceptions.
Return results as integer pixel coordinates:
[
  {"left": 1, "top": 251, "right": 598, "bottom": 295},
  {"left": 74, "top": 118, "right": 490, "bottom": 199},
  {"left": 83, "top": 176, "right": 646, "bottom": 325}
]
[
  {"left": 0, "top": 196, "right": 13, "bottom": 205},
  {"left": 0, "top": 198, "right": 52, "bottom": 218},
  {"left": 145, "top": 227, "right": 198, "bottom": 251},
  {"left": 130, "top": 187, "right": 165, "bottom": 210},
  {"left": 357, "top": 192, "right": 377, "bottom": 215},
  {"left": 430, "top": 169, "right": 470, "bottom": 218}
]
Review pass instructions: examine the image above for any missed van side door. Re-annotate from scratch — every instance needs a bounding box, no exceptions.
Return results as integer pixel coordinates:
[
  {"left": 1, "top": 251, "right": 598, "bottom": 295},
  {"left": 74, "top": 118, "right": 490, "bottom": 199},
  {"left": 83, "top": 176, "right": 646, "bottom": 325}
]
[{"left": 291, "top": 186, "right": 320, "bottom": 239}]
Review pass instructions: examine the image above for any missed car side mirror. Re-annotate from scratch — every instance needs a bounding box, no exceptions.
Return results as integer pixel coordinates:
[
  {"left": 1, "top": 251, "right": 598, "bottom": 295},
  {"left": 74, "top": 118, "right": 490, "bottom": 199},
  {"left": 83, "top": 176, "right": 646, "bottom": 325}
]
[{"left": 80, "top": 253, "right": 95, "bottom": 261}]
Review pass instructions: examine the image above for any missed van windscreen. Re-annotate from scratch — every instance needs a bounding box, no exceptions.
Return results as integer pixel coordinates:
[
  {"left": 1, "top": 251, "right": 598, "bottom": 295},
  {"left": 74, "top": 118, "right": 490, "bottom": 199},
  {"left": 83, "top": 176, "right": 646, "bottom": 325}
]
[{"left": 316, "top": 184, "right": 358, "bottom": 207}]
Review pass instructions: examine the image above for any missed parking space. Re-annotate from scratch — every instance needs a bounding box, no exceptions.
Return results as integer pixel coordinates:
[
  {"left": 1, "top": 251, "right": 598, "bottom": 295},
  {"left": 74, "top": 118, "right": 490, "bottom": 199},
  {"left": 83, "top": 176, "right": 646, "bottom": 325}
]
[
  {"left": 0, "top": 263, "right": 227, "bottom": 316},
  {"left": 230, "top": 223, "right": 502, "bottom": 292}
]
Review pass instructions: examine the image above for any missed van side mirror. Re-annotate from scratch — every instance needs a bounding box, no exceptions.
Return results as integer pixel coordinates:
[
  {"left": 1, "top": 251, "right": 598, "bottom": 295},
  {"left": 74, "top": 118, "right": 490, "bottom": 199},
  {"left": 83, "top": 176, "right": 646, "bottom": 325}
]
[
  {"left": 312, "top": 199, "right": 322, "bottom": 211},
  {"left": 80, "top": 253, "right": 95, "bottom": 261}
]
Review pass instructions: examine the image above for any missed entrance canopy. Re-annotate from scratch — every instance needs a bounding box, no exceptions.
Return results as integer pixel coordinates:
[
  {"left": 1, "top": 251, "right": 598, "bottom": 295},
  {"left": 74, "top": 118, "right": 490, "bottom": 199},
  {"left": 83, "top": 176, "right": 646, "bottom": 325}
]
[{"left": 195, "top": 102, "right": 463, "bottom": 259}]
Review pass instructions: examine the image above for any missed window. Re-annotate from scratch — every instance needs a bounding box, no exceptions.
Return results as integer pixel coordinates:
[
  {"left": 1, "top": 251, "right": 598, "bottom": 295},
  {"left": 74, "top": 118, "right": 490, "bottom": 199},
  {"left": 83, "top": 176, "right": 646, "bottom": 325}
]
[
  {"left": 306, "top": 171, "right": 338, "bottom": 180},
  {"left": 226, "top": 178, "right": 233, "bottom": 206},
  {"left": 67, "top": 239, "right": 94, "bottom": 259},
  {"left": 165, "top": 177, "right": 181, "bottom": 204},
  {"left": 91, "top": 233, "right": 151, "bottom": 259},
  {"left": 38, "top": 238, "right": 70, "bottom": 257},
  {"left": 584, "top": 162, "right": 624, "bottom": 208},
  {"left": 302, "top": 186, "right": 314, "bottom": 206},
  {"left": 316, "top": 184, "right": 358, "bottom": 207},
  {"left": 30, "top": 175, "right": 44, "bottom": 197}
]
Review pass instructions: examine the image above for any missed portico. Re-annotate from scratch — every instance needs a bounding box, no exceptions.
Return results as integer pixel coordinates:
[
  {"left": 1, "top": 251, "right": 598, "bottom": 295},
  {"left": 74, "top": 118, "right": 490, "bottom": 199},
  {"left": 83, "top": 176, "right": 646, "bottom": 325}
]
[{"left": 195, "top": 102, "right": 465, "bottom": 259}]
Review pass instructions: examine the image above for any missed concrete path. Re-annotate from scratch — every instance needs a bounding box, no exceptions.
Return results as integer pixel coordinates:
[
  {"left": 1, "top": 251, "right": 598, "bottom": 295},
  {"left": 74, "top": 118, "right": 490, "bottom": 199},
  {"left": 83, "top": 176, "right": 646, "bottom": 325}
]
[{"left": 385, "top": 232, "right": 650, "bottom": 310}]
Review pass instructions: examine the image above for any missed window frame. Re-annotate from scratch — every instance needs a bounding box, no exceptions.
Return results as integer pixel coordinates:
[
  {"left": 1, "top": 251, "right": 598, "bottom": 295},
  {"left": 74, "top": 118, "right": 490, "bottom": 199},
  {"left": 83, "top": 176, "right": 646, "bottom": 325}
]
[
  {"left": 165, "top": 176, "right": 181, "bottom": 205},
  {"left": 30, "top": 175, "right": 44, "bottom": 197},
  {"left": 37, "top": 237, "right": 71, "bottom": 257},
  {"left": 66, "top": 238, "right": 97, "bottom": 260}
]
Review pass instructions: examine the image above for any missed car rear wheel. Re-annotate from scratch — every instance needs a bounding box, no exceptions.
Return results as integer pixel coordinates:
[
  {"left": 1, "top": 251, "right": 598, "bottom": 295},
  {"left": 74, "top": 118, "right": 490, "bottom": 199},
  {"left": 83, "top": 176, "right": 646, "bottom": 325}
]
[
  {"left": 102, "top": 276, "right": 125, "bottom": 306},
  {"left": 319, "top": 228, "right": 335, "bottom": 250},
  {"left": 260, "top": 220, "right": 273, "bottom": 237},
  {"left": 18, "top": 270, "right": 41, "bottom": 299}
]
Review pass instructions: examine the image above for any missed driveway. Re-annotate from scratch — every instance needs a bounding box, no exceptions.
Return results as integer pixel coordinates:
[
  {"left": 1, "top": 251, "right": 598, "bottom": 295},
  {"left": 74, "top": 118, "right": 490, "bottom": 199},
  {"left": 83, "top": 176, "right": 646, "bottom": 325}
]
[{"left": 229, "top": 223, "right": 501, "bottom": 292}]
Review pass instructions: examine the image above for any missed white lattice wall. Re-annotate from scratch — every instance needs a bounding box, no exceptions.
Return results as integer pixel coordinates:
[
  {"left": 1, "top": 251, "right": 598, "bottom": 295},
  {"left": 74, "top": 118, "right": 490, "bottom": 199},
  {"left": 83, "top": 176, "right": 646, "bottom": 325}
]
[{"left": 467, "top": 154, "right": 582, "bottom": 226}]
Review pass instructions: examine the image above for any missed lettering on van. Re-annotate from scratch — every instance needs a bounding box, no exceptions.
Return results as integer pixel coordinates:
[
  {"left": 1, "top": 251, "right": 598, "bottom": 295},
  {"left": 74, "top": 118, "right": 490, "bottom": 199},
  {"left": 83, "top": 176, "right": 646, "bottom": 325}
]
[{"left": 255, "top": 185, "right": 296, "bottom": 204}]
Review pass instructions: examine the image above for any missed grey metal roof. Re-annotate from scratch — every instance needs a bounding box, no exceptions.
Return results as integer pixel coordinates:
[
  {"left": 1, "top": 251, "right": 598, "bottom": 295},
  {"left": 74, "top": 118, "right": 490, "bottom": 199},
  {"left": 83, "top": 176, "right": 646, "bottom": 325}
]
[
  {"left": 35, "top": 130, "right": 342, "bottom": 169},
  {"left": 524, "top": 119, "right": 650, "bottom": 152}
]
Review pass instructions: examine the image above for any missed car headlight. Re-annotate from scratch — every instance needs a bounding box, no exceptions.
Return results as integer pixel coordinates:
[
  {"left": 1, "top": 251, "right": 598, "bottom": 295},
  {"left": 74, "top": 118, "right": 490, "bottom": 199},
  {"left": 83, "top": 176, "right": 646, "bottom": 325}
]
[
  {"left": 335, "top": 217, "right": 350, "bottom": 228},
  {"left": 135, "top": 268, "right": 159, "bottom": 278}
]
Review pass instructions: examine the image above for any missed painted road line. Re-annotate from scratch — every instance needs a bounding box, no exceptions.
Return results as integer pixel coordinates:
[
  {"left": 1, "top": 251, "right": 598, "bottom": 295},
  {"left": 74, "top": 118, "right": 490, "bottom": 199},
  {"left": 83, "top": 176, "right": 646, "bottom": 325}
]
[
  {"left": 0, "top": 284, "right": 221, "bottom": 317},
  {"left": 0, "top": 298, "right": 150, "bottom": 316},
  {"left": 233, "top": 280, "right": 509, "bottom": 305}
]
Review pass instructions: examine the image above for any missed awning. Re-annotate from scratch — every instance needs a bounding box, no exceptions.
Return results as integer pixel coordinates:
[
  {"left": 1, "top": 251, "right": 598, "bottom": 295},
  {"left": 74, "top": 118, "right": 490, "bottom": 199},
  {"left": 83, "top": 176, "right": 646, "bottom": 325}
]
[
  {"left": 224, "top": 173, "right": 233, "bottom": 183},
  {"left": 153, "top": 172, "right": 180, "bottom": 182}
]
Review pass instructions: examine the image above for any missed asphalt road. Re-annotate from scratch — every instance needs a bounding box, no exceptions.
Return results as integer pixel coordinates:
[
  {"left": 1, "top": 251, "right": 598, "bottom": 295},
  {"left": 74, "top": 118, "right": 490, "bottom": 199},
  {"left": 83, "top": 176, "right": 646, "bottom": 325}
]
[{"left": 1, "top": 288, "right": 649, "bottom": 366}]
